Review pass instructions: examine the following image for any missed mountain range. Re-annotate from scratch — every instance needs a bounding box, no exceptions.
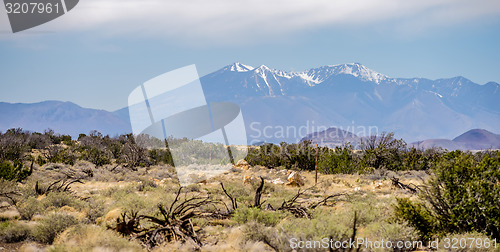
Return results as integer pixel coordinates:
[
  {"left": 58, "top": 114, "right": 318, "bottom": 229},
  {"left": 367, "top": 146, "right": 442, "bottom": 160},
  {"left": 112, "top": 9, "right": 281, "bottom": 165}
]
[
  {"left": 201, "top": 62, "right": 499, "bottom": 144},
  {"left": 302, "top": 127, "right": 500, "bottom": 151},
  {"left": 0, "top": 101, "right": 131, "bottom": 137},
  {"left": 1, "top": 62, "right": 499, "bottom": 147},
  {"left": 412, "top": 129, "right": 500, "bottom": 150}
]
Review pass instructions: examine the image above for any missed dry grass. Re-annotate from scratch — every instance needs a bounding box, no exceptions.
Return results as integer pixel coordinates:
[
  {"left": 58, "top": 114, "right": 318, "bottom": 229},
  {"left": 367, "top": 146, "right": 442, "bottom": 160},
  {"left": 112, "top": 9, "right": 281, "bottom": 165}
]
[{"left": 0, "top": 160, "right": 428, "bottom": 251}]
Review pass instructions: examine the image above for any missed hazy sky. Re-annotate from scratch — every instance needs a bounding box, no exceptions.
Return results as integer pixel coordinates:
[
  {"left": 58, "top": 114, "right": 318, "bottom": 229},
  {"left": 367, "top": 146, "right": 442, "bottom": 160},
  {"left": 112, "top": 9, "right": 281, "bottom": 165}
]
[{"left": 1, "top": 0, "right": 500, "bottom": 111}]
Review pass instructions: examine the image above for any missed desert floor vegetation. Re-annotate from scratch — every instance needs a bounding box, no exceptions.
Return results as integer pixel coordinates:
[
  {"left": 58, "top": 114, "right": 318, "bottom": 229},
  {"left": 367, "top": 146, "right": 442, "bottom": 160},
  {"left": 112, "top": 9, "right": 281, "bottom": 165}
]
[{"left": 0, "top": 129, "right": 498, "bottom": 251}]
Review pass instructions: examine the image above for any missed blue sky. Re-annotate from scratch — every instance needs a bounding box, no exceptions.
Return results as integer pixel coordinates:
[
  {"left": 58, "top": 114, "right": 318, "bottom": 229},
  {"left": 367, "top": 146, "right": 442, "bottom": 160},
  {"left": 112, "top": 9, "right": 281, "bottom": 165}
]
[{"left": 1, "top": 0, "right": 499, "bottom": 111}]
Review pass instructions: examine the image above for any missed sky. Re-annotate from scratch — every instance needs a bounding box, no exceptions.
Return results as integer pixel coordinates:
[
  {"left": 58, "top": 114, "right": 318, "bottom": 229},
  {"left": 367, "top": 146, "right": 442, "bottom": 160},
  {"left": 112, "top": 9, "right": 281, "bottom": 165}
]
[{"left": 0, "top": 0, "right": 500, "bottom": 111}]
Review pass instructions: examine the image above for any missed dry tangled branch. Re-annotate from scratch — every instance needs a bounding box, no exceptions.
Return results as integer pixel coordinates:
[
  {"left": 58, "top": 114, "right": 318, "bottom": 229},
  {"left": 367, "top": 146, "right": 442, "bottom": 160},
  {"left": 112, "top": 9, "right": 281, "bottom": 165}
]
[
  {"left": 276, "top": 186, "right": 347, "bottom": 218},
  {"left": 35, "top": 179, "right": 83, "bottom": 195},
  {"left": 391, "top": 177, "right": 418, "bottom": 193},
  {"left": 112, "top": 187, "right": 228, "bottom": 249},
  {"left": 277, "top": 187, "right": 313, "bottom": 219},
  {"left": 309, "top": 193, "right": 346, "bottom": 209},
  {"left": 0, "top": 179, "right": 20, "bottom": 205},
  {"left": 220, "top": 182, "right": 237, "bottom": 211}
]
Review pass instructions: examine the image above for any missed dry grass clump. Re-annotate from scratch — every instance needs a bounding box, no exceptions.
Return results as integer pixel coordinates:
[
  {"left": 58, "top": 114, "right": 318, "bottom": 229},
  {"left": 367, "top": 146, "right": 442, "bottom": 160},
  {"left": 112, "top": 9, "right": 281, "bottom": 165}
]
[
  {"left": 0, "top": 221, "right": 32, "bottom": 243},
  {"left": 51, "top": 224, "right": 143, "bottom": 251},
  {"left": 32, "top": 212, "right": 78, "bottom": 244}
]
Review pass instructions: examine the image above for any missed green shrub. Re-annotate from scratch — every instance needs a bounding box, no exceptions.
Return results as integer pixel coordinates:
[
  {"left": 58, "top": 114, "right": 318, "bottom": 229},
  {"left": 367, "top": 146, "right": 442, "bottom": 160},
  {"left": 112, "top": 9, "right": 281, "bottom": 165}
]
[
  {"left": 44, "top": 147, "right": 78, "bottom": 165},
  {"left": 246, "top": 141, "right": 316, "bottom": 170},
  {"left": 360, "top": 132, "right": 406, "bottom": 171},
  {"left": 0, "top": 160, "right": 31, "bottom": 181},
  {"left": 363, "top": 220, "right": 418, "bottom": 249},
  {"left": 394, "top": 198, "right": 437, "bottom": 240},
  {"left": 318, "top": 145, "right": 358, "bottom": 174},
  {"left": 43, "top": 192, "right": 84, "bottom": 210},
  {"left": 242, "top": 222, "right": 290, "bottom": 251},
  {"left": 280, "top": 208, "right": 352, "bottom": 243},
  {"left": 81, "top": 147, "right": 111, "bottom": 167},
  {"left": 395, "top": 151, "right": 500, "bottom": 240},
  {"left": 0, "top": 128, "right": 30, "bottom": 161},
  {"left": 83, "top": 197, "right": 105, "bottom": 224},
  {"left": 33, "top": 213, "right": 78, "bottom": 244},
  {"left": 233, "top": 207, "right": 287, "bottom": 226},
  {"left": 0, "top": 221, "right": 32, "bottom": 243},
  {"left": 17, "top": 196, "right": 43, "bottom": 220},
  {"left": 148, "top": 148, "right": 174, "bottom": 166}
]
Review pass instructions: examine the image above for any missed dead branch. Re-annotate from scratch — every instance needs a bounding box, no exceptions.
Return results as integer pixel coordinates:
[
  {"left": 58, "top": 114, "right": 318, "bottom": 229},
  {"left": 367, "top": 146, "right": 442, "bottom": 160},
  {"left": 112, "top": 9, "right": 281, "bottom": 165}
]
[
  {"left": 0, "top": 191, "right": 20, "bottom": 205},
  {"left": 111, "top": 211, "right": 142, "bottom": 236},
  {"left": 275, "top": 186, "right": 345, "bottom": 219},
  {"left": 349, "top": 211, "right": 360, "bottom": 252},
  {"left": 253, "top": 177, "right": 264, "bottom": 208},
  {"left": 391, "top": 177, "right": 418, "bottom": 193},
  {"left": 277, "top": 188, "right": 312, "bottom": 219},
  {"left": 35, "top": 179, "right": 84, "bottom": 195},
  {"left": 220, "top": 182, "right": 237, "bottom": 211},
  {"left": 118, "top": 187, "right": 227, "bottom": 249},
  {"left": 309, "top": 193, "right": 346, "bottom": 209}
]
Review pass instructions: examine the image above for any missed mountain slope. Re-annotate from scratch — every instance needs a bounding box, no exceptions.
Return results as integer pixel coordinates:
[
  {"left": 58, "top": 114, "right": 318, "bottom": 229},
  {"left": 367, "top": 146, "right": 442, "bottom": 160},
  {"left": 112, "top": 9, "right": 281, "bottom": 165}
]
[
  {"left": 301, "top": 127, "right": 362, "bottom": 148},
  {"left": 0, "top": 101, "right": 131, "bottom": 138},
  {"left": 201, "top": 62, "right": 500, "bottom": 143},
  {"left": 452, "top": 129, "right": 500, "bottom": 150},
  {"left": 1, "top": 62, "right": 499, "bottom": 144}
]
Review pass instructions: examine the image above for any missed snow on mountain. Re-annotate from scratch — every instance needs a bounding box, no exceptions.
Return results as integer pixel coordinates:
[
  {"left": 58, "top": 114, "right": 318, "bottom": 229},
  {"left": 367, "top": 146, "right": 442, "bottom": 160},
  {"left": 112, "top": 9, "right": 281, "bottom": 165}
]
[
  {"left": 301, "top": 63, "right": 390, "bottom": 84},
  {"left": 222, "top": 62, "right": 390, "bottom": 87},
  {"left": 228, "top": 62, "right": 254, "bottom": 72},
  {"left": 202, "top": 62, "right": 500, "bottom": 143},
  {"left": 1, "top": 62, "right": 499, "bottom": 145}
]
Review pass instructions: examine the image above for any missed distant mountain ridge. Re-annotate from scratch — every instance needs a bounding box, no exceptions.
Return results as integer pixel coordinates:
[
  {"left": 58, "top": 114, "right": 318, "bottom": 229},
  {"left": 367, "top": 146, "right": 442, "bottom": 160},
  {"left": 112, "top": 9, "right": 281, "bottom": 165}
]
[
  {"left": 411, "top": 129, "right": 500, "bottom": 150},
  {"left": 202, "top": 62, "right": 500, "bottom": 143},
  {"left": 302, "top": 128, "right": 500, "bottom": 150},
  {"left": 301, "top": 127, "right": 362, "bottom": 148},
  {"left": 0, "top": 101, "right": 131, "bottom": 137},
  {"left": 1, "top": 62, "right": 499, "bottom": 144}
]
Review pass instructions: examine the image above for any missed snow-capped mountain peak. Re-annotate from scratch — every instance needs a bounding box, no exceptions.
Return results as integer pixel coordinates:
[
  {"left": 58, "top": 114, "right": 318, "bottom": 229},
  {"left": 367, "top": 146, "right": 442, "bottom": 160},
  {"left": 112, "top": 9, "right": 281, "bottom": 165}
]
[
  {"left": 228, "top": 62, "right": 254, "bottom": 72},
  {"left": 326, "top": 63, "right": 389, "bottom": 84},
  {"left": 294, "top": 63, "right": 389, "bottom": 85},
  {"left": 224, "top": 62, "right": 389, "bottom": 84}
]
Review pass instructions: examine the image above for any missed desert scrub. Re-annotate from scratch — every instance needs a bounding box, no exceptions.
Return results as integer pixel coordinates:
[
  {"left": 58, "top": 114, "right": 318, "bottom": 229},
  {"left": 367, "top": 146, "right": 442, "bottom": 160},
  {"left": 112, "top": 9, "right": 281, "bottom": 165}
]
[
  {"left": 50, "top": 224, "right": 142, "bottom": 251},
  {"left": 233, "top": 207, "right": 288, "bottom": 226},
  {"left": 242, "top": 221, "right": 291, "bottom": 251},
  {"left": 0, "top": 160, "right": 32, "bottom": 181},
  {"left": 219, "top": 181, "right": 254, "bottom": 206},
  {"left": 363, "top": 220, "right": 418, "bottom": 250},
  {"left": 102, "top": 183, "right": 137, "bottom": 198},
  {"left": 395, "top": 151, "right": 500, "bottom": 240},
  {"left": 349, "top": 193, "right": 394, "bottom": 226},
  {"left": 280, "top": 208, "right": 352, "bottom": 242},
  {"left": 43, "top": 191, "right": 85, "bottom": 210},
  {"left": 83, "top": 197, "right": 106, "bottom": 224},
  {"left": 33, "top": 212, "right": 78, "bottom": 244},
  {"left": 17, "top": 196, "right": 43, "bottom": 220},
  {"left": 0, "top": 221, "right": 32, "bottom": 243},
  {"left": 109, "top": 191, "right": 156, "bottom": 216}
]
